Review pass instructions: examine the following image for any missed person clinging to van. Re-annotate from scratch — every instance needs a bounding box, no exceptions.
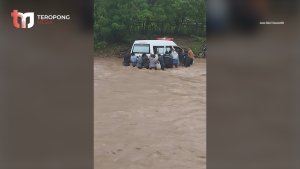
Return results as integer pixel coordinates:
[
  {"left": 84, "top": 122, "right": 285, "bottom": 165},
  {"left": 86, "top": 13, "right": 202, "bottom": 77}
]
[
  {"left": 155, "top": 51, "right": 159, "bottom": 61},
  {"left": 178, "top": 48, "right": 184, "bottom": 66},
  {"left": 142, "top": 53, "right": 149, "bottom": 69},
  {"left": 163, "top": 51, "right": 171, "bottom": 68},
  {"left": 171, "top": 48, "right": 179, "bottom": 68},
  {"left": 149, "top": 54, "right": 157, "bottom": 70},
  {"left": 184, "top": 50, "right": 190, "bottom": 67},
  {"left": 188, "top": 47, "right": 194, "bottom": 65},
  {"left": 137, "top": 55, "right": 143, "bottom": 69},
  {"left": 169, "top": 51, "right": 174, "bottom": 68},
  {"left": 130, "top": 52, "right": 137, "bottom": 67},
  {"left": 169, "top": 51, "right": 173, "bottom": 68},
  {"left": 158, "top": 54, "right": 165, "bottom": 71},
  {"left": 123, "top": 51, "right": 131, "bottom": 66}
]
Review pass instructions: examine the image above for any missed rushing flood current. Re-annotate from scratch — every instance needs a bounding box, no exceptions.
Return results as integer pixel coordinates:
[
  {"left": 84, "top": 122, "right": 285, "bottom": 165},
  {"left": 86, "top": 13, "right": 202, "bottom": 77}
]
[{"left": 94, "top": 57, "right": 206, "bottom": 169}]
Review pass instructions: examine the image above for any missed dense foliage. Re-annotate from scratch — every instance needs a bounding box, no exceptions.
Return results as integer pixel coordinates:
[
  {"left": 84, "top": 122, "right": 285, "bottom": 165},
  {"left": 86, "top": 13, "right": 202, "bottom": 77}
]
[{"left": 94, "top": 0, "right": 206, "bottom": 50}]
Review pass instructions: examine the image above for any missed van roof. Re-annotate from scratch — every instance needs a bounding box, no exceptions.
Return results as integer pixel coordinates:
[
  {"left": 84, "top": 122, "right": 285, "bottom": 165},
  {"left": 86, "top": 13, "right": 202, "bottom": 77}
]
[{"left": 134, "top": 40, "right": 177, "bottom": 46}]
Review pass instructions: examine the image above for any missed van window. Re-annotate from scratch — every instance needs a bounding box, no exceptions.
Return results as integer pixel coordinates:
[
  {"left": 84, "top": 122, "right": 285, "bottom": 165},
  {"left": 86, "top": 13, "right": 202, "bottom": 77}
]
[
  {"left": 174, "top": 46, "right": 183, "bottom": 52},
  {"left": 132, "top": 44, "right": 150, "bottom": 53},
  {"left": 166, "top": 46, "right": 173, "bottom": 53},
  {"left": 153, "top": 46, "right": 164, "bottom": 54}
]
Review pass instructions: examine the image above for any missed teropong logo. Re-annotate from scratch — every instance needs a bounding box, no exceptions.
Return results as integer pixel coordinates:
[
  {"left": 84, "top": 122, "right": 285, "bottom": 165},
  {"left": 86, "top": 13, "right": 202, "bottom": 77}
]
[
  {"left": 11, "top": 10, "right": 70, "bottom": 28},
  {"left": 11, "top": 10, "right": 34, "bottom": 28}
]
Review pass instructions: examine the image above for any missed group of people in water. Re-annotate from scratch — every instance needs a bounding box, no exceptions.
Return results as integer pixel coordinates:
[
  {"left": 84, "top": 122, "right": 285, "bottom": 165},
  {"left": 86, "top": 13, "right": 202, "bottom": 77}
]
[{"left": 123, "top": 47, "right": 195, "bottom": 70}]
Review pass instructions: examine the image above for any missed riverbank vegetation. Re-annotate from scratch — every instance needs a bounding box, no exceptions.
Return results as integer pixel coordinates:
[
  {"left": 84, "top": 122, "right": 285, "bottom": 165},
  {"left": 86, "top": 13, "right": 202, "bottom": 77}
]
[{"left": 94, "top": 0, "right": 206, "bottom": 55}]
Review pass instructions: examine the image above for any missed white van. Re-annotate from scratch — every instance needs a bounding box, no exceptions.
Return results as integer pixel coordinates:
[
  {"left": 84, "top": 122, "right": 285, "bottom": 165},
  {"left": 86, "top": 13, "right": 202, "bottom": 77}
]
[{"left": 130, "top": 40, "right": 184, "bottom": 59}]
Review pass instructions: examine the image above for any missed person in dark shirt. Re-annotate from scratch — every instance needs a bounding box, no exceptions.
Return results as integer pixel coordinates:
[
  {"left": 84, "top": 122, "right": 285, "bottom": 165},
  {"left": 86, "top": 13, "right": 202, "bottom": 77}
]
[
  {"left": 168, "top": 51, "right": 173, "bottom": 68},
  {"left": 141, "top": 53, "right": 149, "bottom": 69},
  {"left": 157, "top": 54, "right": 165, "bottom": 71},
  {"left": 178, "top": 49, "right": 184, "bottom": 66},
  {"left": 163, "top": 51, "right": 169, "bottom": 68},
  {"left": 123, "top": 51, "right": 131, "bottom": 66},
  {"left": 163, "top": 51, "right": 172, "bottom": 68},
  {"left": 184, "top": 50, "right": 190, "bottom": 67}
]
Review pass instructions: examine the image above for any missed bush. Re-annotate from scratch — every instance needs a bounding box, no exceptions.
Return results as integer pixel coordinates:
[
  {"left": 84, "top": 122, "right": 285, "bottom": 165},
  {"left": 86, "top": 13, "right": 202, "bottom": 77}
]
[
  {"left": 191, "top": 44, "right": 200, "bottom": 55},
  {"left": 191, "top": 34, "right": 201, "bottom": 42},
  {"left": 94, "top": 41, "right": 107, "bottom": 50},
  {"left": 123, "top": 34, "right": 135, "bottom": 44},
  {"left": 191, "top": 35, "right": 206, "bottom": 43}
]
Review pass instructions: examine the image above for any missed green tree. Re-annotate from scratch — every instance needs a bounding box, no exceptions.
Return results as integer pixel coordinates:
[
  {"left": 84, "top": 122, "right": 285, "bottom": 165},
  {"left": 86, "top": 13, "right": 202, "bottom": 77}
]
[{"left": 94, "top": 0, "right": 206, "bottom": 50}]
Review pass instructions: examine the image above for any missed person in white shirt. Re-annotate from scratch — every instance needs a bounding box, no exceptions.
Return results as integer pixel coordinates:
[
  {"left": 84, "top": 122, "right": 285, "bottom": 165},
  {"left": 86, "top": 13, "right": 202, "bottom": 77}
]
[{"left": 171, "top": 48, "right": 179, "bottom": 68}]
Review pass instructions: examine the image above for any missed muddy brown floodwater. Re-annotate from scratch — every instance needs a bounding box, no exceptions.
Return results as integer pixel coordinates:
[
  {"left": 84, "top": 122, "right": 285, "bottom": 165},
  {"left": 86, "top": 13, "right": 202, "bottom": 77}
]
[{"left": 94, "top": 57, "right": 206, "bottom": 169}]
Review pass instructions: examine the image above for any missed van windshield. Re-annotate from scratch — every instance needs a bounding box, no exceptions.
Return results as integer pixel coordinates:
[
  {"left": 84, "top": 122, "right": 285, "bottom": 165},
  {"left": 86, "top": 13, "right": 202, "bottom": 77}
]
[{"left": 132, "top": 44, "right": 150, "bottom": 53}]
